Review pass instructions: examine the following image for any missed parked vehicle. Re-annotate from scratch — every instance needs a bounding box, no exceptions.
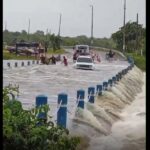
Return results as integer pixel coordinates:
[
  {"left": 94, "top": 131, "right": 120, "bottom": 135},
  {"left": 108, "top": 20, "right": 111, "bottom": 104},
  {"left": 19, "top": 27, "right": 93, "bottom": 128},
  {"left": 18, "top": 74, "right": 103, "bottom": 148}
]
[
  {"left": 8, "top": 42, "right": 45, "bottom": 56},
  {"left": 7, "top": 46, "right": 16, "bottom": 53},
  {"left": 74, "top": 55, "right": 95, "bottom": 70}
]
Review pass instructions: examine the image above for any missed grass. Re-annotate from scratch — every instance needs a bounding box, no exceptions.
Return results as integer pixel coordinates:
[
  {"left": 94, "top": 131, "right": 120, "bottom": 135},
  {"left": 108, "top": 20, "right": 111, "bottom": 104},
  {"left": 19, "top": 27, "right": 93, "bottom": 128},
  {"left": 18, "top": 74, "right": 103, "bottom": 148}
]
[
  {"left": 3, "top": 50, "right": 38, "bottom": 60},
  {"left": 3, "top": 48, "right": 66, "bottom": 60},
  {"left": 125, "top": 52, "right": 146, "bottom": 71}
]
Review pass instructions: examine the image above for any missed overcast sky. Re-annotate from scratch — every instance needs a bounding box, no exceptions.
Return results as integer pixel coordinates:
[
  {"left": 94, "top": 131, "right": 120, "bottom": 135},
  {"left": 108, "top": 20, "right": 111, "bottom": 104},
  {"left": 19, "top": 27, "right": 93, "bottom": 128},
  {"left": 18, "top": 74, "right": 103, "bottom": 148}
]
[{"left": 3, "top": 0, "right": 146, "bottom": 38}]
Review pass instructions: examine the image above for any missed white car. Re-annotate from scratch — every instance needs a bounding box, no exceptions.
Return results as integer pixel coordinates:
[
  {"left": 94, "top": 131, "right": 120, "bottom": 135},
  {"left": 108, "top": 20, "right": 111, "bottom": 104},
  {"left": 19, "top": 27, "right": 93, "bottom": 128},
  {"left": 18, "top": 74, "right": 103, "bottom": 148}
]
[{"left": 74, "top": 55, "right": 95, "bottom": 70}]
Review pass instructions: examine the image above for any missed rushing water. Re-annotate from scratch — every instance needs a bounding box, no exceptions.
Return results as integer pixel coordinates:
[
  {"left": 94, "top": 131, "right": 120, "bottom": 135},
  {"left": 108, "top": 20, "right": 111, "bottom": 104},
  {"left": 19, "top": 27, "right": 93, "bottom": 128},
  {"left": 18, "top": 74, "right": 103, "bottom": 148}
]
[
  {"left": 3, "top": 51, "right": 145, "bottom": 149},
  {"left": 87, "top": 72, "right": 145, "bottom": 150},
  {"left": 3, "top": 52, "right": 128, "bottom": 111},
  {"left": 69, "top": 67, "right": 145, "bottom": 150}
]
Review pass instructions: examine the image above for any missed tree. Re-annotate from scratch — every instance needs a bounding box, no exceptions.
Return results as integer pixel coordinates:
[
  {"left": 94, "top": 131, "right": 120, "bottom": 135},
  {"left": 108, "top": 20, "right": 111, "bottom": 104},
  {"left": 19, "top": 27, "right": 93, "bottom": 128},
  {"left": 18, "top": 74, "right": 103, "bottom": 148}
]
[
  {"left": 3, "top": 30, "right": 117, "bottom": 49},
  {"left": 21, "top": 30, "right": 27, "bottom": 35},
  {"left": 111, "top": 30, "right": 123, "bottom": 50},
  {"left": 34, "top": 30, "right": 44, "bottom": 36},
  {"left": 49, "top": 34, "right": 61, "bottom": 51},
  {"left": 111, "top": 21, "right": 145, "bottom": 53},
  {"left": 55, "top": 36, "right": 61, "bottom": 50}
]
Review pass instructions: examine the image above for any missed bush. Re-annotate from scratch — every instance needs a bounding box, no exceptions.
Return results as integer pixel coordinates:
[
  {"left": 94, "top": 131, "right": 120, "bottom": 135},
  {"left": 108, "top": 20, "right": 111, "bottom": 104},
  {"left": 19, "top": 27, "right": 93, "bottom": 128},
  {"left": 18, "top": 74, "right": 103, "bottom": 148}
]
[
  {"left": 3, "top": 85, "right": 80, "bottom": 150},
  {"left": 3, "top": 50, "right": 37, "bottom": 60},
  {"left": 126, "top": 53, "right": 146, "bottom": 71}
]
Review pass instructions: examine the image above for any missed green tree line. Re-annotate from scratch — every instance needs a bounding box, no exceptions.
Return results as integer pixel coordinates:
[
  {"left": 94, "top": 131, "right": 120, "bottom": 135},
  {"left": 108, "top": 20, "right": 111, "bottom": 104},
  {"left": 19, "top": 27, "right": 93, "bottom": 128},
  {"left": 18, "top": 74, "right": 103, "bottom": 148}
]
[
  {"left": 111, "top": 21, "right": 146, "bottom": 55},
  {"left": 3, "top": 30, "right": 116, "bottom": 50},
  {"left": 3, "top": 21, "right": 145, "bottom": 55}
]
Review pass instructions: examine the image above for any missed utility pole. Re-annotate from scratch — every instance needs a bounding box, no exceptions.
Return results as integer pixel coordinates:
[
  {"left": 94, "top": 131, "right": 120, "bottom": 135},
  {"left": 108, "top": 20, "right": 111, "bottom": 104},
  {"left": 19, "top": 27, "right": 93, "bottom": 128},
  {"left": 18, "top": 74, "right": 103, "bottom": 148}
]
[
  {"left": 5, "top": 21, "right": 7, "bottom": 31},
  {"left": 136, "top": 13, "right": 141, "bottom": 55},
  {"left": 123, "top": 0, "right": 126, "bottom": 53},
  {"left": 90, "top": 5, "right": 94, "bottom": 46},
  {"left": 45, "top": 28, "right": 49, "bottom": 56},
  {"left": 58, "top": 13, "right": 62, "bottom": 37},
  {"left": 58, "top": 13, "right": 62, "bottom": 49},
  {"left": 137, "top": 13, "right": 138, "bottom": 24},
  {"left": 28, "top": 19, "right": 30, "bottom": 41},
  {"left": 46, "top": 28, "right": 48, "bottom": 40},
  {"left": 49, "top": 29, "right": 51, "bottom": 35},
  {"left": 136, "top": 13, "right": 138, "bottom": 54}
]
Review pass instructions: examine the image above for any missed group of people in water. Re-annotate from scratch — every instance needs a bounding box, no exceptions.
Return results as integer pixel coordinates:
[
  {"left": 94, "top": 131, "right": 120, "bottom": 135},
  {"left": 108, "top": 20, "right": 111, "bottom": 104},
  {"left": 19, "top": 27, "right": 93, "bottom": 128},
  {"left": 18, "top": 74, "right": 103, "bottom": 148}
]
[
  {"left": 91, "top": 49, "right": 116, "bottom": 62},
  {"left": 91, "top": 52, "right": 101, "bottom": 62},
  {"left": 90, "top": 49, "right": 116, "bottom": 62},
  {"left": 40, "top": 54, "right": 68, "bottom": 66},
  {"left": 40, "top": 49, "right": 116, "bottom": 66}
]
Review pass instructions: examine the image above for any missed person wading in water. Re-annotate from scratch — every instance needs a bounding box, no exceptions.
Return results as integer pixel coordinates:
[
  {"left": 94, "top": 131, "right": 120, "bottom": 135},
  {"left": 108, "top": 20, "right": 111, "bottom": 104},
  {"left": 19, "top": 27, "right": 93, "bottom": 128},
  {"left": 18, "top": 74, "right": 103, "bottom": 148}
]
[{"left": 62, "top": 56, "right": 68, "bottom": 66}]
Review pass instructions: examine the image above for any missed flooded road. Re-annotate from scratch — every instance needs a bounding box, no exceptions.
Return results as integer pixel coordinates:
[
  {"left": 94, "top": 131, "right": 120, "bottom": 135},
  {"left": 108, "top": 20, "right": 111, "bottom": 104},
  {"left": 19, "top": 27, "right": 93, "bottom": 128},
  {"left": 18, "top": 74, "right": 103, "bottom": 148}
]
[
  {"left": 3, "top": 50, "right": 145, "bottom": 150},
  {"left": 3, "top": 50, "right": 128, "bottom": 110}
]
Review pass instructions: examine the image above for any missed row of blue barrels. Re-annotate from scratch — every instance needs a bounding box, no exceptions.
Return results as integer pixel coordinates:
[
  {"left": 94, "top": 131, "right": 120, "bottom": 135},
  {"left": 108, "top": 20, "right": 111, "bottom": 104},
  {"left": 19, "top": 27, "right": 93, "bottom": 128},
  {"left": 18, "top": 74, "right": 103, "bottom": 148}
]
[
  {"left": 7, "top": 60, "right": 40, "bottom": 67},
  {"left": 35, "top": 63, "right": 134, "bottom": 128}
]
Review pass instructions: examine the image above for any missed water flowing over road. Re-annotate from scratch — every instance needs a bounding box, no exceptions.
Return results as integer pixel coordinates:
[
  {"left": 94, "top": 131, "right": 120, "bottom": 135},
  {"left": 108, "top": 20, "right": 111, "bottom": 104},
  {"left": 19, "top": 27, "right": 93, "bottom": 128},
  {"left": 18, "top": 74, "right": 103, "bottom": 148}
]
[{"left": 3, "top": 49, "right": 145, "bottom": 150}]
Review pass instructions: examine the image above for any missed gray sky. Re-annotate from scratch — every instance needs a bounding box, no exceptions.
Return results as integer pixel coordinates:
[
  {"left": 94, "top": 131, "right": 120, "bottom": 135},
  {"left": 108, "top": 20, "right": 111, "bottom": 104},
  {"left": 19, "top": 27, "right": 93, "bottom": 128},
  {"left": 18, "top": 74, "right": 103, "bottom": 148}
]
[{"left": 3, "top": 0, "right": 146, "bottom": 38}]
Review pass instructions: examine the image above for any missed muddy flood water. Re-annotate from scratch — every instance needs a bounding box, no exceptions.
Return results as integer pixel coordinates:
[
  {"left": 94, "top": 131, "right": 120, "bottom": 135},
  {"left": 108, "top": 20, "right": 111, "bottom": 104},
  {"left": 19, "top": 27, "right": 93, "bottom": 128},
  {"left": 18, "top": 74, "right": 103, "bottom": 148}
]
[{"left": 3, "top": 50, "right": 145, "bottom": 150}]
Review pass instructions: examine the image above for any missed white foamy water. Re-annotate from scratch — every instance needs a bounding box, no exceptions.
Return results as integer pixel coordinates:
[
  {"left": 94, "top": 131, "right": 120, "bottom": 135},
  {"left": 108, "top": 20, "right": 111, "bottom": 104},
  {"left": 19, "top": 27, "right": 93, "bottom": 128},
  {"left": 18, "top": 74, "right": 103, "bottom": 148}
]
[{"left": 88, "top": 73, "right": 145, "bottom": 150}]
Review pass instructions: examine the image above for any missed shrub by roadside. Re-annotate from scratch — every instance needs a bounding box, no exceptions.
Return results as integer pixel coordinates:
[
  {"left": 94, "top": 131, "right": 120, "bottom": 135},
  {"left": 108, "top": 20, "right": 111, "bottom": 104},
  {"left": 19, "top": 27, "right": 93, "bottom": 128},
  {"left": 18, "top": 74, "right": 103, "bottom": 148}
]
[
  {"left": 3, "top": 85, "right": 80, "bottom": 150},
  {"left": 126, "top": 53, "right": 145, "bottom": 71}
]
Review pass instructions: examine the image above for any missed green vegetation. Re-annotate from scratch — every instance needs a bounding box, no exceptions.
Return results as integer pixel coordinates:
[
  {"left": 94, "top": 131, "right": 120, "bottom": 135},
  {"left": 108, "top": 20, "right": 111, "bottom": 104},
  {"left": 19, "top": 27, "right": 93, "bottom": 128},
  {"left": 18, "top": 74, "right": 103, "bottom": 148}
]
[
  {"left": 3, "top": 24, "right": 145, "bottom": 54},
  {"left": 3, "top": 30, "right": 116, "bottom": 50},
  {"left": 3, "top": 48, "right": 66, "bottom": 60},
  {"left": 3, "top": 50, "right": 38, "bottom": 60},
  {"left": 3, "top": 30, "right": 62, "bottom": 51},
  {"left": 111, "top": 21, "right": 146, "bottom": 55},
  {"left": 3, "top": 23, "right": 146, "bottom": 68},
  {"left": 111, "top": 21, "right": 146, "bottom": 71},
  {"left": 3, "top": 85, "right": 81, "bottom": 150},
  {"left": 47, "top": 49, "right": 66, "bottom": 55},
  {"left": 125, "top": 53, "right": 145, "bottom": 71}
]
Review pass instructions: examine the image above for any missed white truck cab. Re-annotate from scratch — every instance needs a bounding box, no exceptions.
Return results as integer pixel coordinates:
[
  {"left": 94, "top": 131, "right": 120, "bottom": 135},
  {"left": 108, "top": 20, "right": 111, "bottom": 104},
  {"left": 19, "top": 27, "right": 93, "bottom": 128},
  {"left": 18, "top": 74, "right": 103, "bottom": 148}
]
[
  {"left": 73, "top": 45, "right": 90, "bottom": 62},
  {"left": 74, "top": 45, "right": 90, "bottom": 54}
]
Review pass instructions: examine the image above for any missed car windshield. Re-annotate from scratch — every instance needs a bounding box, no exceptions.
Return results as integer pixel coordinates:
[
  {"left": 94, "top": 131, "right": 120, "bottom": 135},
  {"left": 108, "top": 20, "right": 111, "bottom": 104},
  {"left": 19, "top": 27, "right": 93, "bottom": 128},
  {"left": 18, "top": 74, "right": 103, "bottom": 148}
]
[{"left": 77, "top": 57, "right": 93, "bottom": 63}]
